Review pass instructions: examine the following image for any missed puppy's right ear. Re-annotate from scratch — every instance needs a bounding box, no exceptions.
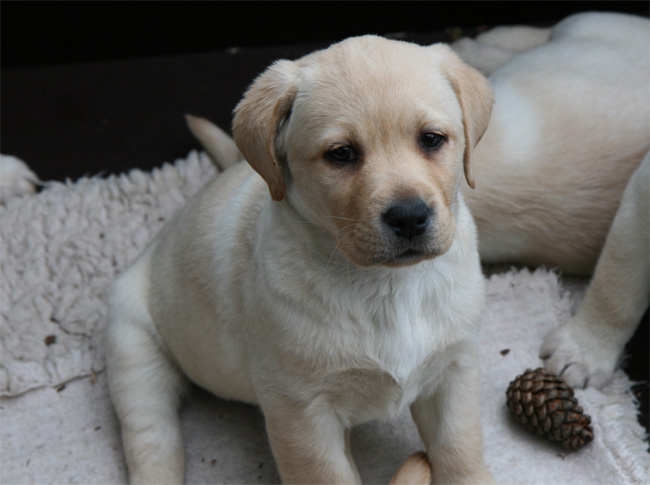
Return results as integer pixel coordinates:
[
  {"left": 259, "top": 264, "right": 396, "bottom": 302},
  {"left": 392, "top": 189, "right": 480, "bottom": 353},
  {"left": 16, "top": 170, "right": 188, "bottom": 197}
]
[{"left": 233, "top": 60, "right": 299, "bottom": 201}]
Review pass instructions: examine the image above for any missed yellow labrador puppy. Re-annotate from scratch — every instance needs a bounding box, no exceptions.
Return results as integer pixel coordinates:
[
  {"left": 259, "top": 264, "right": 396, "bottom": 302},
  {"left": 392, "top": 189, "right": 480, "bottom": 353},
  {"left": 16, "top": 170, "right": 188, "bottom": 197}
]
[{"left": 106, "top": 38, "right": 494, "bottom": 484}]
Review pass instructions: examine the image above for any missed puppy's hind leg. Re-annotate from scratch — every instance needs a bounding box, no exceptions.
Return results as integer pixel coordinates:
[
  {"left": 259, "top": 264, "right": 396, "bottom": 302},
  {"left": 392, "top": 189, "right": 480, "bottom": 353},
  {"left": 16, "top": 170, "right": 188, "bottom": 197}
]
[{"left": 106, "top": 272, "right": 189, "bottom": 484}]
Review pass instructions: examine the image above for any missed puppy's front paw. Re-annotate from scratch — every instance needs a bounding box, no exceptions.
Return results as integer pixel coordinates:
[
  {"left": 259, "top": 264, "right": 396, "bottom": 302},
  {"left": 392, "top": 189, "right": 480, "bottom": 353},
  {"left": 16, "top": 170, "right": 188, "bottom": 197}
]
[{"left": 540, "top": 319, "right": 622, "bottom": 389}]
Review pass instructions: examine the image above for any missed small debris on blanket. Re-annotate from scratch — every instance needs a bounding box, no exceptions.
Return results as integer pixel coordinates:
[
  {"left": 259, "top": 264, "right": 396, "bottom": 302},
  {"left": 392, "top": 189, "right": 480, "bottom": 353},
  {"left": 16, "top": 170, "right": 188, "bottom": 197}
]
[
  {"left": 500, "top": 348, "right": 510, "bottom": 356},
  {"left": 44, "top": 335, "right": 56, "bottom": 346}
]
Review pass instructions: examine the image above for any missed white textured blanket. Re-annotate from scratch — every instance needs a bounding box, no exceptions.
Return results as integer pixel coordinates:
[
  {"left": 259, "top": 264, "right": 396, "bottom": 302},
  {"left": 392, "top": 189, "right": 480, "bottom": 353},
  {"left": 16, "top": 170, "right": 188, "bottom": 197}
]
[{"left": 1, "top": 152, "right": 647, "bottom": 484}]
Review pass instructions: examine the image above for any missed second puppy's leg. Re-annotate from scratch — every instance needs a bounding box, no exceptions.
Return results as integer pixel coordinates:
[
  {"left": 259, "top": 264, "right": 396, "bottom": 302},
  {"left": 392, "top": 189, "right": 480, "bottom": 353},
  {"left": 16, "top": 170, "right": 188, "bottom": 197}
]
[{"left": 541, "top": 154, "right": 649, "bottom": 388}]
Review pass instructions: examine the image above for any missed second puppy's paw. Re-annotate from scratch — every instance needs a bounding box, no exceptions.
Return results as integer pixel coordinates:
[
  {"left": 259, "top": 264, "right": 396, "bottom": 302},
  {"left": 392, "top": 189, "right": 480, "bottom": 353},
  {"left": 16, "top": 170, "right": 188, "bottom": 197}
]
[{"left": 539, "top": 319, "right": 623, "bottom": 389}]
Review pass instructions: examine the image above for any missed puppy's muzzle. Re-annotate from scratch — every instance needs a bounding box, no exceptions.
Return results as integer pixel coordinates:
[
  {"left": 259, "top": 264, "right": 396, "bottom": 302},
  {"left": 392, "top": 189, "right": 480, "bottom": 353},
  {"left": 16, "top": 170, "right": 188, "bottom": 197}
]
[
  {"left": 376, "top": 198, "right": 439, "bottom": 266},
  {"left": 382, "top": 199, "right": 431, "bottom": 240}
]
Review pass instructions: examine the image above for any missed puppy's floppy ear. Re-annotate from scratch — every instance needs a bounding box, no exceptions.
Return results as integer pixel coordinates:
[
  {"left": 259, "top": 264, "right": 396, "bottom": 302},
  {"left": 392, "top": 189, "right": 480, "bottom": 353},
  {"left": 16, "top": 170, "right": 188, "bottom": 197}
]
[
  {"left": 233, "top": 60, "right": 299, "bottom": 201},
  {"left": 433, "top": 45, "right": 494, "bottom": 189}
]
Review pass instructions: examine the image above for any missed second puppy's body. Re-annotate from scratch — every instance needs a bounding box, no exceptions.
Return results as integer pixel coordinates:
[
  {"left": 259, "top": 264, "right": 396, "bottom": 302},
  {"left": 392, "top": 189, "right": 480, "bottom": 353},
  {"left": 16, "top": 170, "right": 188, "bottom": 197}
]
[{"left": 460, "top": 12, "right": 649, "bottom": 275}]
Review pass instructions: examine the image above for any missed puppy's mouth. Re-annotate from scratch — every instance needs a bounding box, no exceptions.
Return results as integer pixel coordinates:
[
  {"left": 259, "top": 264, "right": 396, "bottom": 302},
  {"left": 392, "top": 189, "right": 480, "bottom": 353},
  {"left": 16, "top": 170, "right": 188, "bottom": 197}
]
[
  {"left": 380, "top": 247, "right": 437, "bottom": 267},
  {"left": 397, "top": 248, "right": 422, "bottom": 260},
  {"left": 394, "top": 247, "right": 426, "bottom": 262},
  {"left": 337, "top": 238, "right": 436, "bottom": 268}
]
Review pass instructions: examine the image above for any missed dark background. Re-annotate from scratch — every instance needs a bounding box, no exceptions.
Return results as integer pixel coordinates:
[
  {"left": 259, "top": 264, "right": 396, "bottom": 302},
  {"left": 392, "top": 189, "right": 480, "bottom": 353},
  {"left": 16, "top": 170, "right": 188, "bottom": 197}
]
[{"left": 2, "top": 1, "right": 648, "bottom": 435}]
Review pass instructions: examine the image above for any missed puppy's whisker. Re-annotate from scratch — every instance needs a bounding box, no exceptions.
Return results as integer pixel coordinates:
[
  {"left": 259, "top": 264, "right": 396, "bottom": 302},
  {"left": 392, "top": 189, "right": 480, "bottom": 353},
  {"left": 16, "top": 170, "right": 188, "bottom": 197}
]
[
  {"left": 333, "top": 222, "right": 360, "bottom": 237},
  {"left": 327, "top": 223, "right": 358, "bottom": 270},
  {"left": 351, "top": 193, "right": 374, "bottom": 205},
  {"left": 322, "top": 215, "right": 362, "bottom": 223},
  {"left": 326, "top": 239, "right": 346, "bottom": 270},
  {"left": 284, "top": 214, "right": 321, "bottom": 226}
]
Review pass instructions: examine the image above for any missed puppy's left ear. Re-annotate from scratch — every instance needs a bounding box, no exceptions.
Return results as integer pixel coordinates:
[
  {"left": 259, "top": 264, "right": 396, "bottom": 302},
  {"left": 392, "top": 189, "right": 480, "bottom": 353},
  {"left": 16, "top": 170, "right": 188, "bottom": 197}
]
[{"left": 434, "top": 45, "right": 494, "bottom": 189}]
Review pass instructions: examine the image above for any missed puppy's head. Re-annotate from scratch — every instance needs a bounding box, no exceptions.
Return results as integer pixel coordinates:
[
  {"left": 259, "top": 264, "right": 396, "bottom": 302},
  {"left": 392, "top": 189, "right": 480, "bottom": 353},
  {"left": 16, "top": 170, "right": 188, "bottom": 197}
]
[{"left": 233, "top": 36, "right": 493, "bottom": 267}]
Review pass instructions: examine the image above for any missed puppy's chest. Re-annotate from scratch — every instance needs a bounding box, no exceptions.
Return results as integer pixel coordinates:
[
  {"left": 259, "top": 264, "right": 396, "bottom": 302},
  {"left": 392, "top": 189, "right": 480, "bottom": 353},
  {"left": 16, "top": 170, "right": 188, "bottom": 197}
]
[
  {"left": 294, "top": 307, "right": 463, "bottom": 423},
  {"left": 310, "top": 281, "right": 466, "bottom": 378},
  {"left": 258, "top": 255, "right": 477, "bottom": 419},
  {"left": 319, "top": 340, "right": 455, "bottom": 425}
]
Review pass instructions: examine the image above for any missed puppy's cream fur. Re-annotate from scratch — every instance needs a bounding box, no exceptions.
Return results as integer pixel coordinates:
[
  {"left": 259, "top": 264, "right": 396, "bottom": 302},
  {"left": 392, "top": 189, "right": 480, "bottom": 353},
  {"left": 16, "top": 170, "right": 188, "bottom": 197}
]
[{"left": 107, "top": 37, "right": 494, "bottom": 484}]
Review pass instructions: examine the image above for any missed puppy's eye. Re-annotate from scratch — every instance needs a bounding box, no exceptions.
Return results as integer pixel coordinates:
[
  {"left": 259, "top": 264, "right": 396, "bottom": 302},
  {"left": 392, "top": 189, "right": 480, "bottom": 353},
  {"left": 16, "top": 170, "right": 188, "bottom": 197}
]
[
  {"left": 326, "top": 146, "right": 358, "bottom": 165},
  {"left": 421, "top": 132, "right": 445, "bottom": 150}
]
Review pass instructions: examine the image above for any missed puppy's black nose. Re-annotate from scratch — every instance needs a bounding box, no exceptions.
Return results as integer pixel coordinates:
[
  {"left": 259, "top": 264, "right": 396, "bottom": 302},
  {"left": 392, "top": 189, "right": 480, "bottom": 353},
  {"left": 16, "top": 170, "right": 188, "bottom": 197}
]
[{"left": 382, "top": 199, "right": 431, "bottom": 240}]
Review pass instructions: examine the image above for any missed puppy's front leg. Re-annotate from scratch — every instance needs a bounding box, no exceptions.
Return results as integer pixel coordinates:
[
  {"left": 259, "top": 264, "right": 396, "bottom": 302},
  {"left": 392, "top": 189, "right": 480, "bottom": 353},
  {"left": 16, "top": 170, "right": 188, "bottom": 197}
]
[
  {"left": 260, "top": 396, "right": 361, "bottom": 484},
  {"left": 410, "top": 346, "right": 494, "bottom": 485}
]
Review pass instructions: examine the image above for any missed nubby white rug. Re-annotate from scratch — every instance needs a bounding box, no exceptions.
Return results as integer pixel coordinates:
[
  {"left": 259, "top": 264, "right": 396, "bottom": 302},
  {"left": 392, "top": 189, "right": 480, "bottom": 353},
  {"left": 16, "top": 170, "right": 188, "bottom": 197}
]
[{"left": 1, "top": 152, "right": 647, "bottom": 484}]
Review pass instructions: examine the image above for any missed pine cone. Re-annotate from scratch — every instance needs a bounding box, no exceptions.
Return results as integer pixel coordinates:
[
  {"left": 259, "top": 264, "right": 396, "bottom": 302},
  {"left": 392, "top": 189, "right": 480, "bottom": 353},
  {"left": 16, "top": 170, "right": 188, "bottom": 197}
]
[{"left": 506, "top": 367, "right": 594, "bottom": 450}]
